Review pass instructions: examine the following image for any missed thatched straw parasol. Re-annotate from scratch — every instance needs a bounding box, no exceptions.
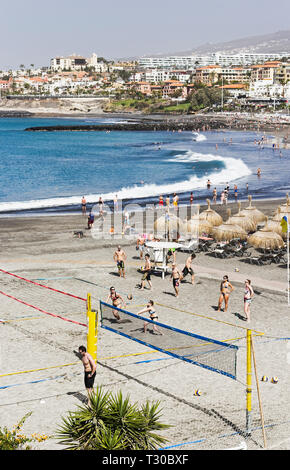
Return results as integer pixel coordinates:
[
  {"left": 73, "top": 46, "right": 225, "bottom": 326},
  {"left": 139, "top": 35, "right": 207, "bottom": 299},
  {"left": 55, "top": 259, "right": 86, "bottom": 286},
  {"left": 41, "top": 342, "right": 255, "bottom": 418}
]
[
  {"left": 187, "top": 214, "right": 213, "bottom": 236},
  {"left": 154, "top": 213, "right": 185, "bottom": 239},
  {"left": 239, "top": 195, "right": 267, "bottom": 223},
  {"left": 226, "top": 203, "right": 257, "bottom": 232},
  {"left": 277, "top": 196, "right": 290, "bottom": 216},
  {"left": 248, "top": 227, "right": 284, "bottom": 250},
  {"left": 199, "top": 199, "right": 223, "bottom": 226},
  {"left": 263, "top": 212, "right": 286, "bottom": 240},
  {"left": 212, "top": 210, "right": 247, "bottom": 242}
]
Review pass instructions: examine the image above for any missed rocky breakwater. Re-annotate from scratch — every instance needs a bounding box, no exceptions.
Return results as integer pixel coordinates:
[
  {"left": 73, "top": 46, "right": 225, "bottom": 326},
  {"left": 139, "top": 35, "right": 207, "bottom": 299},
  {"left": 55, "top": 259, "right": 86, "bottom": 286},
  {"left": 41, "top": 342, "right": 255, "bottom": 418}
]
[{"left": 24, "top": 116, "right": 233, "bottom": 132}]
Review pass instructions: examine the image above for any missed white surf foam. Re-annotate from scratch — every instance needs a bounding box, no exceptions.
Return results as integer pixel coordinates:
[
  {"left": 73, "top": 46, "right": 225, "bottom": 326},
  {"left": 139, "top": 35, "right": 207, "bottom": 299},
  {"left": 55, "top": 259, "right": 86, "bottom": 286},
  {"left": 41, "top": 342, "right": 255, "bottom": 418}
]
[{"left": 192, "top": 132, "right": 207, "bottom": 142}]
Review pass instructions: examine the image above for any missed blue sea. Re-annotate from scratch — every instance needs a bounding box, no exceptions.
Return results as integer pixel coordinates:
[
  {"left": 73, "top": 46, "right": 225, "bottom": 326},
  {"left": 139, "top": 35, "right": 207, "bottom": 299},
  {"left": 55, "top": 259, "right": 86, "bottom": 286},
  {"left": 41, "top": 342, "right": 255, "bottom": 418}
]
[{"left": 0, "top": 116, "right": 289, "bottom": 216}]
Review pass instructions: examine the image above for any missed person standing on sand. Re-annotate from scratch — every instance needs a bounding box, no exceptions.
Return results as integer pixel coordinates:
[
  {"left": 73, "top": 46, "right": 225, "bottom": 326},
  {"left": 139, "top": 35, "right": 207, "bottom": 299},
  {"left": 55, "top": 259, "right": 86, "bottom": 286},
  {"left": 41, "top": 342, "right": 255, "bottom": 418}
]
[
  {"left": 113, "top": 245, "right": 127, "bottom": 278},
  {"left": 217, "top": 275, "right": 234, "bottom": 312},
  {"left": 166, "top": 195, "right": 171, "bottom": 208},
  {"left": 106, "top": 287, "right": 125, "bottom": 321},
  {"left": 190, "top": 192, "right": 194, "bottom": 205},
  {"left": 113, "top": 195, "right": 118, "bottom": 212},
  {"left": 180, "top": 253, "right": 196, "bottom": 285},
  {"left": 220, "top": 191, "right": 225, "bottom": 205},
  {"left": 159, "top": 195, "right": 164, "bottom": 207},
  {"left": 234, "top": 184, "right": 238, "bottom": 202},
  {"left": 140, "top": 253, "right": 152, "bottom": 290},
  {"left": 137, "top": 301, "right": 163, "bottom": 335},
  {"left": 81, "top": 196, "right": 87, "bottom": 216},
  {"left": 244, "top": 279, "right": 254, "bottom": 322},
  {"left": 171, "top": 263, "right": 181, "bottom": 297},
  {"left": 212, "top": 188, "right": 217, "bottom": 204},
  {"left": 173, "top": 193, "right": 179, "bottom": 209},
  {"left": 78, "top": 345, "right": 96, "bottom": 406}
]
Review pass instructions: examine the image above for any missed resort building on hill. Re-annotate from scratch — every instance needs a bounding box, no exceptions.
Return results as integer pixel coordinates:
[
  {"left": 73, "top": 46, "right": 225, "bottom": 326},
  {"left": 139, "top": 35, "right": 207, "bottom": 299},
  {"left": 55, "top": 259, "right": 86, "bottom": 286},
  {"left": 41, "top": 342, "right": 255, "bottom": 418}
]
[
  {"left": 138, "top": 53, "right": 287, "bottom": 70},
  {"left": 50, "top": 53, "right": 106, "bottom": 72}
]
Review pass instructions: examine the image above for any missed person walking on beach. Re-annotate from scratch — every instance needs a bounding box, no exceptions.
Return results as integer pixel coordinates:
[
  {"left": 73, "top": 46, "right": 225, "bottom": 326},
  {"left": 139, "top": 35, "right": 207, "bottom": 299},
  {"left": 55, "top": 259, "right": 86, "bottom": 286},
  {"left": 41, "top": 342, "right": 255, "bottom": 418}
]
[
  {"left": 159, "top": 195, "right": 164, "bottom": 207},
  {"left": 212, "top": 188, "right": 217, "bottom": 204},
  {"left": 224, "top": 189, "right": 228, "bottom": 205},
  {"left": 217, "top": 275, "right": 234, "bottom": 312},
  {"left": 190, "top": 192, "right": 194, "bottom": 205},
  {"left": 220, "top": 191, "right": 225, "bottom": 205},
  {"left": 140, "top": 253, "right": 152, "bottom": 290},
  {"left": 173, "top": 193, "right": 179, "bottom": 209},
  {"left": 98, "top": 197, "right": 104, "bottom": 217},
  {"left": 113, "top": 245, "right": 127, "bottom": 278},
  {"left": 81, "top": 196, "right": 87, "bottom": 216},
  {"left": 171, "top": 263, "right": 181, "bottom": 297},
  {"left": 137, "top": 300, "right": 163, "bottom": 335},
  {"left": 234, "top": 184, "right": 238, "bottom": 202},
  {"left": 106, "top": 287, "right": 125, "bottom": 322},
  {"left": 244, "top": 279, "right": 254, "bottom": 322},
  {"left": 113, "top": 195, "right": 118, "bottom": 212},
  {"left": 166, "top": 195, "right": 171, "bottom": 208},
  {"left": 78, "top": 345, "right": 96, "bottom": 406},
  {"left": 180, "top": 253, "right": 196, "bottom": 285}
]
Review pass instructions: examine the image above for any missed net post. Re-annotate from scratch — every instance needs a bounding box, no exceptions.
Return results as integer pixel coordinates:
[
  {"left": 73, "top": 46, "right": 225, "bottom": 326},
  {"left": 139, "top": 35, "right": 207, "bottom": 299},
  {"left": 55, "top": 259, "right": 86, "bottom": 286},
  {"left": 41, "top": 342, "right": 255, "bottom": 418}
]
[
  {"left": 87, "top": 293, "right": 97, "bottom": 364},
  {"left": 246, "top": 328, "right": 252, "bottom": 436}
]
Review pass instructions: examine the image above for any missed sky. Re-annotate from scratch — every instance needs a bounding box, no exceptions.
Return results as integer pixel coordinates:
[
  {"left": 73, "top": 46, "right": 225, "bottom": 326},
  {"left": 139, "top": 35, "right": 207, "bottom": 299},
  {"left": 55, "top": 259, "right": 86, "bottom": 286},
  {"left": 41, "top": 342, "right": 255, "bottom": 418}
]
[{"left": 1, "top": 0, "right": 290, "bottom": 69}]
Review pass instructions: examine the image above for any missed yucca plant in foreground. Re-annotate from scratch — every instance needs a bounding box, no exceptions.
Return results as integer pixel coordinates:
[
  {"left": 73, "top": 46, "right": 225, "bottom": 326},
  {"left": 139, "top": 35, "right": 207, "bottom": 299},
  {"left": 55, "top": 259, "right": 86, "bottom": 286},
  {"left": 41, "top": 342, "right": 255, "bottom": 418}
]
[{"left": 57, "top": 387, "right": 170, "bottom": 450}]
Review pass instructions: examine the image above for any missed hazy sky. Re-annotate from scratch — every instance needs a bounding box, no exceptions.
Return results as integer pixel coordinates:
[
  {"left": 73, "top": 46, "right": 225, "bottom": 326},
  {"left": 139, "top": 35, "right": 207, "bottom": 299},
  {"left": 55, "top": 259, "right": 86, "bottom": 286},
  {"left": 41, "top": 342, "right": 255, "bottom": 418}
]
[{"left": 1, "top": 0, "right": 290, "bottom": 69}]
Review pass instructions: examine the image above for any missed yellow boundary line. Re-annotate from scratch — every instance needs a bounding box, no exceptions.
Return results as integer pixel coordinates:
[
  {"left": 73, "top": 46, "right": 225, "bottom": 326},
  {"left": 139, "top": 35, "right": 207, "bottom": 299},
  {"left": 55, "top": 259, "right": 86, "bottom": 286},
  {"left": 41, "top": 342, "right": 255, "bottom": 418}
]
[{"left": 156, "top": 302, "right": 264, "bottom": 336}]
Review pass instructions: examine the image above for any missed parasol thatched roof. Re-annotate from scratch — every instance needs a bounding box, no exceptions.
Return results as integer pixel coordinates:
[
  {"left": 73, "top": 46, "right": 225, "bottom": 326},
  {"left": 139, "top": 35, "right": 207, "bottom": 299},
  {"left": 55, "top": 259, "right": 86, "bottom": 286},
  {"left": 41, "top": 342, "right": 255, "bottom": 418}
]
[
  {"left": 263, "top": 213, "right": 286, "bottom": 240},
  {"left": 212, "top": 210, "right": 247, "bottom": 242},
  {"left": 248, "top": 227, "right": 284, "bottom": 250},
  {"left": 199, "top": 199, "right": 223, "bottom": 226},
  {"left": 226, "top": 203, "right": 257, "bottom": 232},
  {"left": 187, "top": 214, "right": 213, "bottom": 236},
  {"left": 239, "top": 195, "right": 267, "bottom": 223},
  {"left": 154, "top": 212, "right": 185, "bottom": 238}
]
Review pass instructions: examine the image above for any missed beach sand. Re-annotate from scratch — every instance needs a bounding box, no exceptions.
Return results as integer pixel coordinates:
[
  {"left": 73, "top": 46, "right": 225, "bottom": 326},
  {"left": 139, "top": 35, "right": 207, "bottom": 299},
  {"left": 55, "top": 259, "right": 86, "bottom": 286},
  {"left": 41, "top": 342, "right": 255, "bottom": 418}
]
[{"left": 1, "top": 198, "right": 290, "bottom": 450}]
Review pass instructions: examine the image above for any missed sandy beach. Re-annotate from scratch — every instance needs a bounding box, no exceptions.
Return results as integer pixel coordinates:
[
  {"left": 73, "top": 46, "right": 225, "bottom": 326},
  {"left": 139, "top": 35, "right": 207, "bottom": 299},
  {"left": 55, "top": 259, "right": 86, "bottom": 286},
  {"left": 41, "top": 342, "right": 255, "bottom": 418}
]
[{"left": 1, "top": 197, "right": 290, "bottom": 450}]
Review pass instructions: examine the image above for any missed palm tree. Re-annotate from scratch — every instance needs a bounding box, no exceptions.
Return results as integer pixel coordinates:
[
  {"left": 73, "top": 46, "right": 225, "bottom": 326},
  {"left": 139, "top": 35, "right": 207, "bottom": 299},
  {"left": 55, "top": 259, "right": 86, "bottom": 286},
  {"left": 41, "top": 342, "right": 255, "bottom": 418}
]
[{"left": 56, "top": 387, "right": 170, "bottom": 450}]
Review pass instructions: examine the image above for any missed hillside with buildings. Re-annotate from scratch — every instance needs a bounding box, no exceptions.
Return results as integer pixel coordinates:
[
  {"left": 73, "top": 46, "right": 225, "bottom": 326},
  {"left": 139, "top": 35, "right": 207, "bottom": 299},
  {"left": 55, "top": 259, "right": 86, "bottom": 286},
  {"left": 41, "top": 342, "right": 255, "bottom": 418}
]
[{"left": 0, "top": 47, "right": 290, "bottom": 115}]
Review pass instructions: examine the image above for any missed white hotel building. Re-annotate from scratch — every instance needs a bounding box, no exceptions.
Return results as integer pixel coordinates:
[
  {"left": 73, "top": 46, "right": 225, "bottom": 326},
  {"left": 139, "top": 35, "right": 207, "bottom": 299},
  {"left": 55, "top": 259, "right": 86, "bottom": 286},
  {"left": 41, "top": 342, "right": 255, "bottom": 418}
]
[{"left": 138, "top": 52, "right": 288, "bottom": 70}]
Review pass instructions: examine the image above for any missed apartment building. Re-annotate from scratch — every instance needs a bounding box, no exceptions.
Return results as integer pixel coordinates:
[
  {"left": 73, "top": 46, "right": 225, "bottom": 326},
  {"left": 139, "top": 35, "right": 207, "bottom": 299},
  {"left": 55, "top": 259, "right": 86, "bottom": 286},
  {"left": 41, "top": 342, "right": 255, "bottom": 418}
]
[
  {"left": 275, "top": 62, "right": 290, "bottom": 83},
  {"left": 50, "top": 53, "right": 105, "bottom": 72},
  {"left": 195, "top": 65, "right": 250, "bottom": 85},
  {"left": 138, "top": 53, "right": 286, "bottom": 70},
  {"left": 250, "top": 61, "right": 281, "bottom": 84}
]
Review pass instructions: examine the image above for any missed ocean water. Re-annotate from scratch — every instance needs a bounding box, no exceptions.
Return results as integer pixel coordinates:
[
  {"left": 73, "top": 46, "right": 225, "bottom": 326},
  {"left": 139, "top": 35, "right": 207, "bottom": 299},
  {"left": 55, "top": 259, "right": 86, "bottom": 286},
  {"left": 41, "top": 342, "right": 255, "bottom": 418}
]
[{"left": 0, "top": 117, "right": 289, "bottom": 216}]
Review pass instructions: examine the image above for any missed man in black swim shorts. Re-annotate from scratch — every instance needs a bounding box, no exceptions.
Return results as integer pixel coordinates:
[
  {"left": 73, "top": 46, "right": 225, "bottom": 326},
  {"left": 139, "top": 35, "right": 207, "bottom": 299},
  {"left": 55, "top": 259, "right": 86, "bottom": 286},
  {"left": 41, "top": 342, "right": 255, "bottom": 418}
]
[
  {"left": 79, "top": 345, "right": 96, "bottom": 405},
  {"left": 180, "top": 253, "right": 196, "bottom": 285}
]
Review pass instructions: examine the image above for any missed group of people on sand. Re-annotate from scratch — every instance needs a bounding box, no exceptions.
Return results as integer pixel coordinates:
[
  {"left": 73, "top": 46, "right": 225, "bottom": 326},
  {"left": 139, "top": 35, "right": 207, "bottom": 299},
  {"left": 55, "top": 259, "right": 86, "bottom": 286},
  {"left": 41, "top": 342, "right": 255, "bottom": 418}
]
[{"left": 109, "top": 243, "right": 254, "bottom": 329}]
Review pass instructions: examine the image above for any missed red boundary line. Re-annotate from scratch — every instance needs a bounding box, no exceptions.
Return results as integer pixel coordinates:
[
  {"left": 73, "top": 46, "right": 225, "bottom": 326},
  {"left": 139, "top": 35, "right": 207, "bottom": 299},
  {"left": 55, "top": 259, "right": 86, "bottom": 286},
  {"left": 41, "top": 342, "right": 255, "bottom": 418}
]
[
  {"left": 0, "top": 269, "right": 86, "bottom": 302},
  {"left": 0, "top": 290, "right": 87, "bottom": 327}
]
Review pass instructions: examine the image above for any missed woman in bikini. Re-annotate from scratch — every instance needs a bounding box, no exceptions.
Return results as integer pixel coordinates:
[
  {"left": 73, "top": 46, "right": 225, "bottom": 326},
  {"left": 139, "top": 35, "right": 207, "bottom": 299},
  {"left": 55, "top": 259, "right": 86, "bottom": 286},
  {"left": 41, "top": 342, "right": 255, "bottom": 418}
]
[
  {"left": 217, "top": 275, "right": 234, "bottom": 312},
  {"left": 244, "top": 279, "right": 254, "bottom": 322},
  {"left": 106, "top": 287, "right": 125, "bottom": 322},
  {"left": 137, "top": 300, "right": 163, "bottom": 335}
]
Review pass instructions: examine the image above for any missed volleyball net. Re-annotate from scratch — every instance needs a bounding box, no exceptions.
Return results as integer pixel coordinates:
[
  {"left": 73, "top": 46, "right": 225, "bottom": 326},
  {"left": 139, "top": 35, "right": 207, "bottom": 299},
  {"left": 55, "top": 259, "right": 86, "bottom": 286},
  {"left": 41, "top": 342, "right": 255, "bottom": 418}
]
[
  {"left": 0, "top": 269, "right": 87, "bottom": 327},
  {"left": 100, "top": 301, "right": 239, "bottom": 380}
]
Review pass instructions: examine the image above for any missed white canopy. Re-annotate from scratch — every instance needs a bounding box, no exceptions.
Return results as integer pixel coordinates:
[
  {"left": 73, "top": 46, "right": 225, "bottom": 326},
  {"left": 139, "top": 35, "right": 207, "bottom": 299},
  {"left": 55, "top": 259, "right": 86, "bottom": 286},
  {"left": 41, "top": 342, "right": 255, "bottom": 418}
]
[{"left": 145, "top": 241, "right": 184, "bottom": 249}]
